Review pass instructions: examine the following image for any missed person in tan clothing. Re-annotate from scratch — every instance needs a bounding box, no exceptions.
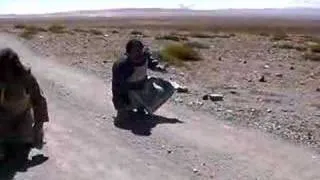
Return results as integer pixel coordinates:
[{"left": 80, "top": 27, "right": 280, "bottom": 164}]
[{"left": 0, "top": 48, "right": 49, "bottom": 164}]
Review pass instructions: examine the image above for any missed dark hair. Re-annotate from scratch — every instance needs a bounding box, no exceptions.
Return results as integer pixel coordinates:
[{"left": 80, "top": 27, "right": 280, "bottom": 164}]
[
  {"left": 0, "top": 48, "right": 30, "bottom": 81},
  {"left": 126, "top": 39, "right": 144, "bottom": 53}
]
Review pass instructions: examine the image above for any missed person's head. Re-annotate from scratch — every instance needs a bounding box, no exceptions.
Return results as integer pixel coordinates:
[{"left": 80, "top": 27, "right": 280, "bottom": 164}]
[
  {"left": 0, "top": 48, "right": 29, "bottom": 82},
  {"left": 126, "top": 39, "right": 144, "bottom": 64}
]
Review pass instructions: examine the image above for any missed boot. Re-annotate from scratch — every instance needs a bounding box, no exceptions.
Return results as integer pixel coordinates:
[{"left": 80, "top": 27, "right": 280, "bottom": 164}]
[{"left": 114, "top": 110, "right": 131, "bottom": 129}]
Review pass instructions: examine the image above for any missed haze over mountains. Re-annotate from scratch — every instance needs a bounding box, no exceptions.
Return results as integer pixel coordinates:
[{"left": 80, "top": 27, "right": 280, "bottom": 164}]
[{"left": 1, "top": 8, "right": 320, "bottom": 20}]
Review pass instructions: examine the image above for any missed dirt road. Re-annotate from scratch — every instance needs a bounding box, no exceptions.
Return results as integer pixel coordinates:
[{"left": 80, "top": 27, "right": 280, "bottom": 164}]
[{"left": 1, "top": 33, "right": 319, "bottom": 180}]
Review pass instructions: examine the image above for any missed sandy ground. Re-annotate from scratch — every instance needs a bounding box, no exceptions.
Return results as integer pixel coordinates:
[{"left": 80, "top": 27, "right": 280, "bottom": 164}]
[
  {"left": 1, "top": 23, "right": 319, "bottom": 152},
  {"left": 0, "top": 30, "right": 320, "bottom": 180}
]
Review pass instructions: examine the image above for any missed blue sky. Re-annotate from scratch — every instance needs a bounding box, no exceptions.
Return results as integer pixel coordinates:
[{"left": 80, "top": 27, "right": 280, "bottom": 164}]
[{"left": 0, "top": 0, "right": 319, "bottom": 14}]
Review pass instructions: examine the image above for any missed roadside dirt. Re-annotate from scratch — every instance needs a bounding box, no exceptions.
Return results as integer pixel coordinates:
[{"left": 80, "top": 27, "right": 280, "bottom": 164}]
[
  {"left": 2, "top": 24, "right": 319, "bottom": 152},
  {"left": 0, "top": 32, "right": 320, "bottom": 180}
]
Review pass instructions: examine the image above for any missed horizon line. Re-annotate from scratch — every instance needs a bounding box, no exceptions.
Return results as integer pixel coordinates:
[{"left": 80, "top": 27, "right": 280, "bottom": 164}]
[{"left": 1, "top": 6, "right": 319, "bottom": 16}]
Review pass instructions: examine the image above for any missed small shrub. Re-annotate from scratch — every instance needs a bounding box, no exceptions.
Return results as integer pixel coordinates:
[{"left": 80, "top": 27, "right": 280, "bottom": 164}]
[
  {"left": 190, "top": 33, "right": 214, "bottom": 38},
  {"left": 273, "top": 43, "right": 307, "bottom": 52},
  {"left": 302, "top": 35, "right": 320, "bottom": 43},
  {"left": 131, "top": 30, "right": 143, "bottom": 35},
  {"left": 259, "top": 32, "right": 270, "bottom": 37},
  {"left": 14, "top": 24, "right": 26, "bottom": 29},
  {"left": 25, "top": 25, "right": 47, "bottom": 32},
  {"left": 271, "top": 31, "right": 288, "bottom": 41},
  {"left": 214, "top": 34, "right": 232, "bottom": 38},
  {"left": 155, "top": 35, "right": 181, "bottom": 42},
  {"left": 89, "top": 29, "right": 103, "bottom": 35},
  {"left": 73, "top": 28, "right": 88, "bottom": 33},
  {"left": 273, "top": 43, "right": 294, "bottom": 49},
  {"left": 295, "top": 46, "right": 308, "bottom": 52},
  {"left": 184, "top": 41, "right": 210, "bottom": 49},
  {"left": 19, "top": 28, "right": 38, "bottom": 39},
  {"left": 303, "top": 52, "right": 320, "bottom": 61},
  {"left": 112, "top": 30, "right": 119, "bottom": 34},
  {"left": 189, "top": 33, "right": 232, "bottom": 39},
  {"left": 48, "top": 24, "right": 66, "bottom": 33},
  {"left": 160, "top": 43, "right": 201, "bottom": 65},
  {"left": 19, "top": 25, "right": 47, "bottom": 39},
  {"left": 310, "top": 43, "right": 320, "bottom": 53}
]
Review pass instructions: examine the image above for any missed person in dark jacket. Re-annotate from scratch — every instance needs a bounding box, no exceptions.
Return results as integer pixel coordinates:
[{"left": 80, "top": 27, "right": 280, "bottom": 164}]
[
  {"left": 0, "top": 48, "right": 49, "bottom": 164},
  {"left": 112, "top": 39, "right": 163, "bottom": 124}
]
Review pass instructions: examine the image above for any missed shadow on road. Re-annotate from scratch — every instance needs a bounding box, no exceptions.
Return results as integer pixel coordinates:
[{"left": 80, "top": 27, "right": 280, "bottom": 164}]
[
  {"left": 0, "top": 154, "right": 49, "bottom": 180},
  {"left": 113, "top": 113, "right": 183, "bottom": 136}
]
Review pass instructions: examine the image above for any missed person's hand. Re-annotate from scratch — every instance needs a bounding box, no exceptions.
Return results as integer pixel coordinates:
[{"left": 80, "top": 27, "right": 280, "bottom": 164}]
[{"left": 155, "top": 64, "right": 168, "bottom": 72}]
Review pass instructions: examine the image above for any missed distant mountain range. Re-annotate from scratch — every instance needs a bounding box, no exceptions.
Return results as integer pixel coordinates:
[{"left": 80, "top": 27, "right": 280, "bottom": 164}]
[{"left": 1, "top": 8, "right": 320, "bottom": 20}]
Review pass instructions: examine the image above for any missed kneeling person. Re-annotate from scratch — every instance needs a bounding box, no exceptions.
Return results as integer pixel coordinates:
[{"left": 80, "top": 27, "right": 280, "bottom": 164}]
[{"left": 112, "top": 39, "right": 174, "bottom": 124}]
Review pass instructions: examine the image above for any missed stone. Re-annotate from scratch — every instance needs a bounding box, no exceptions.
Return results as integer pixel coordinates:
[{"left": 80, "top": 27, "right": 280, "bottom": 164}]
[
  {"left": 275, "top": 73, "right": 283, "bottom": 77},
  {"left": 243, "top": 60, "right": 247, "bottom": 64},
  {"left": 267, "top": 109, "right": 272, "bottom": 113},
  {"left": 177, "top": 86, "right": 189, "bottom": 93},
  {"left": 193, "top": 168, "right": 199, "bottom": 173},
  {"left": 226, "top": 110, "right": 233, "bottom": 113},
  {"left": 218, "top": 57, "right": 222, "bottom": 61},
  {"left": 167, "top": 150, "right": 172, "bottom": 154},
  {"left": 290, "top": 66, "right": 295, "bottom": 70},
  {"left": 316, "top": 88, "right": 320, "bottom": 92},
  {"left": 259, "top": 75, "right": 267, "bottom": 82},
  {"left": 264, "top": 65, "right": 270, "bottom": 69},
  {"left": 230, "top": 90, "right": 239, "bottom": 95},
  {"left": 174, "top": 98, "right": 183, "bottom": 103},
  {"left": 202, "top": 94, "right": 209, "bottom": 100},
  {"left": 209, "top": 94, "right": 224, "bottom": 101}
]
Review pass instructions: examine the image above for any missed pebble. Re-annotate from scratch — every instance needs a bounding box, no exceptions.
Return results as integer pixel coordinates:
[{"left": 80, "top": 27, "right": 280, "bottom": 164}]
[
  {"left": 264, "top": 65, "right": 270, "bottom": 69},
  {"left": 290, "top": 66, "right": 295, "bottom": 70},
  {"left": 193, "top": 168, "right": 199, "bottom": 173},
  {"left": 312, "top": 155, "right": 317, "bottom": 159},
  {"left": 243, "top": 60, "right": 247, "bottom": 64},
  {"left": 275, "top": 73, "right": 283, "bottom": 77},
  {"left": 209, "top": 94, "right": 224, "bottom": 101},
  {"left": 316, "top": 88, "right": 320, "bottom": 92},
  {"left": 218, "top": 57, "right": 222, "bottom": 61},
  {"left": 230, "top": 90, "right": 239, "bottom": 95},
  {"left": 202, "top": 94, "right": 210, "bottom": 100},
  {"left": 167, "top": 150, "right": 172, "bottom": 154},
  {"left": 177, "top": 87, "right": 189, "bottom": 93},
  {"left": 267, "top": 109, "right": 272, "bottom": 113},
  {"left": 259, "top": 75, "right": 267, "bottom": 82},
  {"left": 174, "top": 98, "right": 183, "bottom": 103}
]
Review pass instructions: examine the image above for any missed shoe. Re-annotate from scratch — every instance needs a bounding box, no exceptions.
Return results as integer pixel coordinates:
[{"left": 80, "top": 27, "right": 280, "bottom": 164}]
[{"left": 114, "top": 111, "right": 131, "bottom": 129}]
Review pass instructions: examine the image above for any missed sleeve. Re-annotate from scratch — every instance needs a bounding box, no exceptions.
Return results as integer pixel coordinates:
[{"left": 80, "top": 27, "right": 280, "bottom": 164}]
[{"left": 26, "top": 74, "right": 49, "bottom": 123}]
